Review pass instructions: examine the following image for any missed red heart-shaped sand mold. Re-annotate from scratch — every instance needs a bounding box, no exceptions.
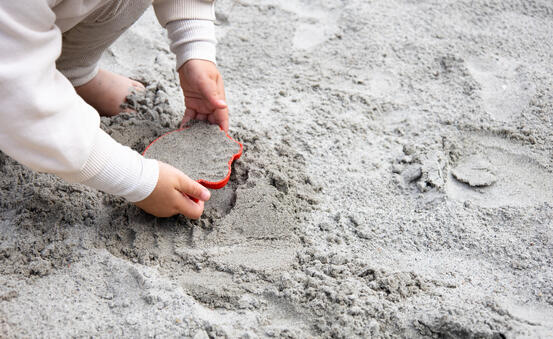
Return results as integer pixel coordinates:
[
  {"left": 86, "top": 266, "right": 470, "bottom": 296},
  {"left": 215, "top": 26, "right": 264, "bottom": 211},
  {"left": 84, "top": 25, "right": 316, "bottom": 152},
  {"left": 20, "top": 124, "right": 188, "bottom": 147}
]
[{"left": 142, "top": 122, "right": 243, "bottom": 189}]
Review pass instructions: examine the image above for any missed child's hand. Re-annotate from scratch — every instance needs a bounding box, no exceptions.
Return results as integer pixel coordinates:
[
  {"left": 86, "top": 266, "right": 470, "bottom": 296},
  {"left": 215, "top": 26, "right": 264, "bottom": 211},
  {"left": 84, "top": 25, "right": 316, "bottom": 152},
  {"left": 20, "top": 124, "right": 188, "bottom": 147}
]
[
  {"left": 178, "top": 59, "right": 229, "bottom": 131},
  {"left": 134, "top": 161, "right": 210, "bottom": 218}
]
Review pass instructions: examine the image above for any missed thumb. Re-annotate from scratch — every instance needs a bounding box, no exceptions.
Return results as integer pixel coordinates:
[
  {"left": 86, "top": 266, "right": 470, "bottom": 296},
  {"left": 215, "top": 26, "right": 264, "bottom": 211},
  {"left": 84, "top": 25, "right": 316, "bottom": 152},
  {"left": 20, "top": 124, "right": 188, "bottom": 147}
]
[
  {"left": 198, "top": 78, "right": 227, "bottom": 110},
  {"left": 178, "top": 173, "right": 211, "bottom": 202}
]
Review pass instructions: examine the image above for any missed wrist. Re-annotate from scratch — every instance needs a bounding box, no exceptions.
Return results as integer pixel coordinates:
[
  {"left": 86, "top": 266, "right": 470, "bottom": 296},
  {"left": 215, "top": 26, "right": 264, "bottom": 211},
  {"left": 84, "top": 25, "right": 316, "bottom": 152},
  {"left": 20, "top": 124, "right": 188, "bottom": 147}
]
[{"left": 75, "top": 130, "right": 159, "bottom": 202}]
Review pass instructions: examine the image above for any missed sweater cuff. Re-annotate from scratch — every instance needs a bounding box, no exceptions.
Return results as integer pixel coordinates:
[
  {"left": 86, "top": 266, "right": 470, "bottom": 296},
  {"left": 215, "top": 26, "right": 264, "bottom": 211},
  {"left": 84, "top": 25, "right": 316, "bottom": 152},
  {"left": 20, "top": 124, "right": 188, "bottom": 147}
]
[
  {"left": 154, "top": 0, "right": 215, "bottom": 27},
  {"left": 61, "top": 129, "right": 159, "bottom": 202},
  {"left": 167, "top": 19, "right": 217, "bottom": 70}
]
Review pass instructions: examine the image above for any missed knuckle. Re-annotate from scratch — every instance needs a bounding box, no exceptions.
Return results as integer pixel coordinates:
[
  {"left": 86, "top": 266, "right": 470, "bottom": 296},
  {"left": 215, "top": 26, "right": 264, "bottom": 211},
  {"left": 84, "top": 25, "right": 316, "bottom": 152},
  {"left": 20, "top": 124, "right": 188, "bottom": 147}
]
[{"left": 191, "top": 184, "right": 203, "bottom": 197}]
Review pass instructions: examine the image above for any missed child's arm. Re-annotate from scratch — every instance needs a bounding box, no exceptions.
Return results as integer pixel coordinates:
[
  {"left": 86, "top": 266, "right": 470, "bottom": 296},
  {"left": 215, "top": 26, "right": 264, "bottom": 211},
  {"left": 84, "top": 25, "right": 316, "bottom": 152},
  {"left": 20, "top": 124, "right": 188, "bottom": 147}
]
[
  {"left": 153, "top": 0, "right": 229, "bottom": 131},
  {"left": 0, "top": 1, "right": 209, "bottom": 218}
]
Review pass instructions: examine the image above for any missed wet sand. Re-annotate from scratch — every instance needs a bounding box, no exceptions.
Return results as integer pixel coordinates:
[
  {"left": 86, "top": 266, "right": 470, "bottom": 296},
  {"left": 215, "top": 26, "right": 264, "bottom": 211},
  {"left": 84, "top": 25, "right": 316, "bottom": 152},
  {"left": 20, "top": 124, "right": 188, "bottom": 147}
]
[{"left": 143, "top": 121, "right": 240, "bottom": 183}]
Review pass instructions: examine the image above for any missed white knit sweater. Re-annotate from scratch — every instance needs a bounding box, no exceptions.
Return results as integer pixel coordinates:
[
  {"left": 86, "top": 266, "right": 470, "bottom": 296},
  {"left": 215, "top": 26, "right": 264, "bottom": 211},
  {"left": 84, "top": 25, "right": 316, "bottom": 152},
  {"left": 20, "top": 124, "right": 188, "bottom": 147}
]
[{"left": 0, "top": 1, "right": 216, "bottom": 202}]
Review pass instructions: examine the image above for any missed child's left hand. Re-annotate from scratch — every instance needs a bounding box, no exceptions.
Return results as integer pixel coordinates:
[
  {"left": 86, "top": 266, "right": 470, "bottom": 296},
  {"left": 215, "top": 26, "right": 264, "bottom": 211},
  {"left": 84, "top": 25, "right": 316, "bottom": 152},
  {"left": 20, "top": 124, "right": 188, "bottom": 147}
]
[{"left": 178, "top": 59, "right": 229, "bottom": 131}]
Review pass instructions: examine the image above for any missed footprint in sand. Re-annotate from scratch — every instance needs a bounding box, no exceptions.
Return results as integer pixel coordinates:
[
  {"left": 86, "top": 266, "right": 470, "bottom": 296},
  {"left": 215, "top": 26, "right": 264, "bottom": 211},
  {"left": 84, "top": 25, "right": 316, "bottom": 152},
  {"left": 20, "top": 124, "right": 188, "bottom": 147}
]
[
  {"left": 366, "top": 70, "right": 401, "bottom": 98},
  {"left": 267, "top": 0, "right": 338, "bottom": 50},
  {"left": 445, "top": 136, "right": 553, "bottom": 208},
  {"left": 466, "top": 56, "right": 535, "bottom": 122}
]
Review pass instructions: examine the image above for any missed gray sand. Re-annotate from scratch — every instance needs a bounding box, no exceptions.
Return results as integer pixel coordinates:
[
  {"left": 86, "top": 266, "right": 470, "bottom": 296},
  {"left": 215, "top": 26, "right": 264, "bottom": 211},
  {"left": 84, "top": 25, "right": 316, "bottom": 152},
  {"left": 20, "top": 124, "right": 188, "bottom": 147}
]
[
  {"left": 451, "top": 155, "right": 497, "bottom": 187},
  {"left": 1, "top": 1, "right": 553, "bottom": 338},
  {"left": 143, "top": 122, "right": 240, "bottom": 182}
]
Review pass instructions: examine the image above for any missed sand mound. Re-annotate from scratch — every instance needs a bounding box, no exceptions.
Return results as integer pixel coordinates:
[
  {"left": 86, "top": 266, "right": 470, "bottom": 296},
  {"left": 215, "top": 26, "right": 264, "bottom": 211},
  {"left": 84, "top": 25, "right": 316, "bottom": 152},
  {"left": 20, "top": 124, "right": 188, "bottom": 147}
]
[{"left": 143, "top": 121, "right": 240, "bottom": 183}]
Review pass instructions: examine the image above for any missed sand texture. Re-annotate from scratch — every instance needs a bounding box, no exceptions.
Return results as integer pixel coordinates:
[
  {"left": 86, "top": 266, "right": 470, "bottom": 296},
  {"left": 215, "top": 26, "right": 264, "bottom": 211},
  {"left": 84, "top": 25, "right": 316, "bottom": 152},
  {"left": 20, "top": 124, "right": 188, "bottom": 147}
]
[
  {"left": 1, "top": 1, "right": 553, "bottom": 337},
  {"left": 143, "top": 122, "right": 240, "bottom": 183},
  {"left": 451, "top": 155, "right": 497, "bottom": 187}
]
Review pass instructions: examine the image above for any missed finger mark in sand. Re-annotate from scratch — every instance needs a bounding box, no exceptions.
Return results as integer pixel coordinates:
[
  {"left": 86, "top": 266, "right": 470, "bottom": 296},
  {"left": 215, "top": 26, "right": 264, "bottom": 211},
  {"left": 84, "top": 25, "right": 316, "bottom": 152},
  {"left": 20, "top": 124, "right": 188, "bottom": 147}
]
[{"left": 466, "top": 56, "right": 536, "bottom": 122}]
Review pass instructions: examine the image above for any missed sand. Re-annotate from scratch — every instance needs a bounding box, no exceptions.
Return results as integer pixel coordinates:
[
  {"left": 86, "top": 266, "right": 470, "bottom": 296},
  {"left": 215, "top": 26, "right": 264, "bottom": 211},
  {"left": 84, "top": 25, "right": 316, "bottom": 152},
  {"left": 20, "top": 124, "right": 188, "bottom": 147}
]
[
  {"left": 143, "top": 121, "right": 240, "bottom": 183},
  {"left": 1, "top": 0, "right": 553, "bottom": 337}
]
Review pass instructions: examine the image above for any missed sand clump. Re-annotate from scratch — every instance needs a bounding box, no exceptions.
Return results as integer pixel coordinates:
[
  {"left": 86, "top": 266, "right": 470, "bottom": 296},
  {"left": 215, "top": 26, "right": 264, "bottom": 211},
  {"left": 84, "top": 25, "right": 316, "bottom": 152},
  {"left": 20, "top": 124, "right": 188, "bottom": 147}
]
[
  {"left": 143, "top": 121, "right": 240, "bottom": 183},
  {"left": 1, "top": 0, "right": 553, "bottom": 337},
  {"left": 451, "top": 155, "right": 497, "bottom": 187}
]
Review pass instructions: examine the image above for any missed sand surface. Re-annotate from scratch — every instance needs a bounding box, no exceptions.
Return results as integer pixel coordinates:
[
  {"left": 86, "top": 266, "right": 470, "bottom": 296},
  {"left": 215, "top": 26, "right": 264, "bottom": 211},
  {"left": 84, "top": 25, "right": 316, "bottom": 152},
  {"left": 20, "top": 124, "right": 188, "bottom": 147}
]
[
  {"left": 1, "top": 0, "right": 553, "bottom": 337},
  {"left": 143, "top": 121, "right": 240, "bottom": 183}
]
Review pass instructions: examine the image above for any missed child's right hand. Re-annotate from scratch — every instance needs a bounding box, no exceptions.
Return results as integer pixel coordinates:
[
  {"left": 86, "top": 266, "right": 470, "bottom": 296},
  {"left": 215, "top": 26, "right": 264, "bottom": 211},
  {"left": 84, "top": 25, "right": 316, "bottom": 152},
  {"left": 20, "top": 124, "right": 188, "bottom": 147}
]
[
  {"left": 178, "top": 59, "right": 229, "bottom": 131},
  {"left": 134, "top": 161, "right": 210, "bottom": 218}
]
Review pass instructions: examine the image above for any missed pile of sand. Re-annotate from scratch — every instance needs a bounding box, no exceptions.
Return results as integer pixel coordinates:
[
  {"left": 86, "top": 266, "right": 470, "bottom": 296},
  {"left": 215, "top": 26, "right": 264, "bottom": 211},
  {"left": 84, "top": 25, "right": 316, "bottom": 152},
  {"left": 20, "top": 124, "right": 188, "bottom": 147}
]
[{"left": 143, "top": 121, "right": 241, "bottom": 183}]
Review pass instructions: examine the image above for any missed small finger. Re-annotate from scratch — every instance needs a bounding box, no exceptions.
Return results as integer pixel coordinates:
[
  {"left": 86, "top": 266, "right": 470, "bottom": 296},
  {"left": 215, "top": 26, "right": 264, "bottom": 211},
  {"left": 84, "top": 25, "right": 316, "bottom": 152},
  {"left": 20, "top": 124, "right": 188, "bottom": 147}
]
[
  {"left": 198, "top": 78, "right": 227, "bottom": 110},
  {"left": 174, "top": 190, "right": 205, "bottom": 219},
  {"left": 214, "top": 77, "right": 227, "bottom": 109},
  {"left": 185, "top": 97, "right": 217, "bottom": 115},
  {"left": 208, "top": 107, "right": 229, "bottom": 132},
  {"left": 212, "top": 99, "right": 227, "bottom": 109},
  {"left": 181, "top": 108, "right": 196, "bottom": 128},
  {"left": 178, "top": 174, "right": 211, "bottom": 201}
]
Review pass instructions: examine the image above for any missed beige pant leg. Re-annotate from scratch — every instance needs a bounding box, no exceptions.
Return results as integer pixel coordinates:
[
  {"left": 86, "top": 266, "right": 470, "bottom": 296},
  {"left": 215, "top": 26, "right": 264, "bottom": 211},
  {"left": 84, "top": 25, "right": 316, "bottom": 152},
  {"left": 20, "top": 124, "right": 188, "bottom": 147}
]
[{"left": 56, "top": 0, "right": 152, "bottom": 86}]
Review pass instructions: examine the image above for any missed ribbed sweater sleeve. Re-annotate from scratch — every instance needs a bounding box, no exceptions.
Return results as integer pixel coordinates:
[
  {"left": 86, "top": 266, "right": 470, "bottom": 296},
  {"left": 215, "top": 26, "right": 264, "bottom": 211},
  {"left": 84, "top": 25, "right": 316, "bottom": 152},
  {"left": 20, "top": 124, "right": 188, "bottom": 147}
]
[
  {"left": 153, "top": 0, "right": 215, "bottom": 27},
  {"left": 0, "top": 1, "right": 159, "bottom": 202},
  {"left": 167, "top": 19, "right": 216, "bottom": 69},
  {"left": 153, "top": 1, "right": 217, "bottom": 69}
]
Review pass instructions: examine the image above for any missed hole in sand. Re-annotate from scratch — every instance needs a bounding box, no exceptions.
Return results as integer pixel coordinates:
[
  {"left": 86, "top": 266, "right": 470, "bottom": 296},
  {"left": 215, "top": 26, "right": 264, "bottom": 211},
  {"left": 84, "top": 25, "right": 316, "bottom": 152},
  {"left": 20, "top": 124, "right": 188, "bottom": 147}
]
[{"left": 203, "top": 184, "right": 238, "bottom": 219}]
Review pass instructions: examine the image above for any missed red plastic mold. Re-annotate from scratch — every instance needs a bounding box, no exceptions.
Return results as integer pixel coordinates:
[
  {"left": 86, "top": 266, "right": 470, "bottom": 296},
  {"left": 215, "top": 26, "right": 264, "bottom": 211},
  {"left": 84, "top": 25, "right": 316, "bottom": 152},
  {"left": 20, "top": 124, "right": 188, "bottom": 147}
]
[{"left": 143, "top": 126, "right": 243, "bottom": 190}]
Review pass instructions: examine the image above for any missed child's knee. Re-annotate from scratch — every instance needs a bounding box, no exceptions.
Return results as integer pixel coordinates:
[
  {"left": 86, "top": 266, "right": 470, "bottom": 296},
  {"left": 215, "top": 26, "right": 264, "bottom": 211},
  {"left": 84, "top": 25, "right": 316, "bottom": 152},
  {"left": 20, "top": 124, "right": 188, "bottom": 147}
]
[
  {"left": 57, "top": 0, "right": 151, "bottom": 86},
  {"left": 84, "top": 0, "right": 151, "bottom": 26}
]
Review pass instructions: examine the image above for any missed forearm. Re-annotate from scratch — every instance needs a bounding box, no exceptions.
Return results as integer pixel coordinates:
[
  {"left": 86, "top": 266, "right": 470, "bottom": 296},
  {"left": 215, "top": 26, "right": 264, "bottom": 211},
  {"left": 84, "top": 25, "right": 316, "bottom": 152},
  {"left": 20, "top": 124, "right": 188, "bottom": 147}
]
[
  {"left": 77, "top": 130, "right": 159, "bottom": 202},
  {"left": 0, "top": 1, "right": 158, "bottom": 202}
]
